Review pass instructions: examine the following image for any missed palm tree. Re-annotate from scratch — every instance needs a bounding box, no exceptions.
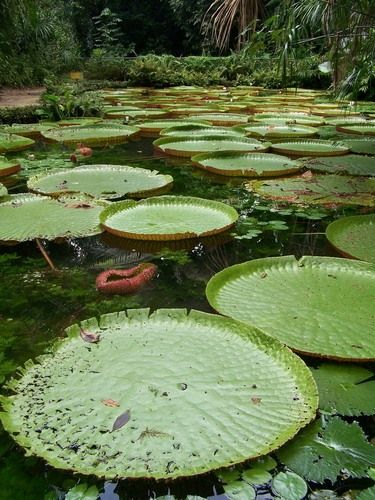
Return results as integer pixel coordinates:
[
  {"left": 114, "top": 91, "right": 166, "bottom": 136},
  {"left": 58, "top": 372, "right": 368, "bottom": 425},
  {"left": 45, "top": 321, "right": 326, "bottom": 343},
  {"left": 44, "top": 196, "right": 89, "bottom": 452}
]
[{"left": 204, "top": 0, "right": 264, "bottom": 52}]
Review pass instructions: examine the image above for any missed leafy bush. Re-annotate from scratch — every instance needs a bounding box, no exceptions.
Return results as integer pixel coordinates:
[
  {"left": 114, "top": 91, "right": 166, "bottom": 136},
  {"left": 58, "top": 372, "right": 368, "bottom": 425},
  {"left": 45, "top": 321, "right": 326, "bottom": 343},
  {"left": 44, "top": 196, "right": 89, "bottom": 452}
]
[{"left": 0, "top": 106, "right": 39, "bottom": 125}]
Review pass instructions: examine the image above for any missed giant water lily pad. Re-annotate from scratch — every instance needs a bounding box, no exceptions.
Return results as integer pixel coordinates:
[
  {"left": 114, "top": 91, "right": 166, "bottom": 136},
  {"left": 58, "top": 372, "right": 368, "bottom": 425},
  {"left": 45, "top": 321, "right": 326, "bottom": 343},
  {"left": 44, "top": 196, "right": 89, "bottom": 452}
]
[
  {"left": 137, "top": 119, "right": 210, "bottom": 134},
  {"left": 277, "top": 417, "right": 375, "bottom": 483},
  {"left": 42, "top": 126, "right": 140, "bottom": 146},
  {"left": 336, "top": 124, "right": 375, "bottom": 135},
  {"left": 0, "top": 133, "right": 35, "bottom": 153},
  {"left": 0, "top": 194, "right": 106, "bottom": 242},
  {"left": 237, "top": 124, "right": 318, "bottom": 139},
  {"left": 271, "top": 140, "right": 349, "bottom": 157},
  {"left": 0, "top": 123, "right": 57, "bottom": 138},
  {"left": 153, "top": 136, "right": 269, "bottom": 158},
  {"left": 310, "top": 363, "right": 375, "bottom": 416},
  {"left": 101, "top": 195, "right": 238, "bottom": 240},
  {"left": 343, "top": 139, "right": 375, "bottom": 155},
  {"left": 302, "top": 154, "right": 375, "bottom": 176},
  {"left": 253, "top": 114, "right": 324, "bottom": 127},
  {"left": 105, "top": 109, "right": 168, "bottom": 119},
  {"left": 192, "top": 152, "right": 302, "bottom": 177},
  {"left": 27, "top": 165, "right": 173, "bottom": 200},
  {"left": 0, "top": 308, "right": 318, "bottom": 479},
  {"left": 188, "top": 113, "right": 249, "bottom": 126},
  {"left": 326, "top": 215, "right": 375, "bottom": 263},
  {"left": 247, "top": 173, "right": 375, "bottom": 206},
  {"left": 0, "top": 156, "right": 21, "bottom": 177},
  {"left": 160, "top": 125, "right": 244, "bottom": 137},
  {"left": 206, "top": 255, "right": 375, "bottom": 360}
]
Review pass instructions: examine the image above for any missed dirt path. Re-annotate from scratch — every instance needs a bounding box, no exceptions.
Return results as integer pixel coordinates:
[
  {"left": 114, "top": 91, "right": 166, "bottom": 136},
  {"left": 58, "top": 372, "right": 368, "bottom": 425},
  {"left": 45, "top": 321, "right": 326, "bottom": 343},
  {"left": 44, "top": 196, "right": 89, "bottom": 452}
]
[{"left": 0, "top": 87, "right": 45, "bottom": 107}]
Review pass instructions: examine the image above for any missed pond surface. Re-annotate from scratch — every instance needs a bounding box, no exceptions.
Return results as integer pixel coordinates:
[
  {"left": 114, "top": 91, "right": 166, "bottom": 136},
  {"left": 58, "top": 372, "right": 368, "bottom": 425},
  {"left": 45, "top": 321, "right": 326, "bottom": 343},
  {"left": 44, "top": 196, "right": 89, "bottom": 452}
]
[{"left": 0, "top": 119, "right": 373, "bottom": 499}]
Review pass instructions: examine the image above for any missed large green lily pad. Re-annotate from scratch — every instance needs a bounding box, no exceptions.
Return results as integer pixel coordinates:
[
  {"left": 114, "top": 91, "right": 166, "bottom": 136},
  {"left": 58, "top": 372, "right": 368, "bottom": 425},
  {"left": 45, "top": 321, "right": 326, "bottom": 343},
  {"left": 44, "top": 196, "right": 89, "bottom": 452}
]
[
  {"left": 343, "top": 139, "right": 375, "bottom": 155},
  {"left": 0, "top": 156, "right": 21, "bottom": 177},
  {"left": 253, "top": 113, "right": 324, "bottom": 126},
  {"left": 247, "top": 173, "right": 375, "bottom": 206},
  {"left": 310, "top": 363, "right": 375, "bottom": 416},
  {"left": 187, "top": 113, "right": 249, "bottom": 126},
  {"left": 0, "top": 194, "right": 106, "bottom": 242},
  {"left": 0, "top": 308, "right": 318, "bottom": 479},
  {"left": 336, "top": 124, "right": 375, "bottom": 135},
  {"left": 0, "top": 123, "right": 57, "bottom": 138},
  {"left": 302, "top": 154, "right": 375, "bottom": 176},
  {"left": 0, "top": 133, "right": 35, "bottom": 153},
  {"left": 326, "top": 215, "right": 375, "bottom": 263},
  {"left": 206, "top": 255, "right": 375, "bottom": 360},
  {"left": 237, "top": 124, "right": 318, "bottom": 139},
  {"left": 271, "top": 140, "right": 349, "bottom": 157},
  {"left": 101, "top": 195, "right": 238, "bottom": 240},
  {"left": 160, "top": 125, "right": 244, "bottom": 137},
  {"left": 27, "top": 165, "right": 173, "bottom": 200},
  {"left": 192, "top": 152, "right": 302, "bottom": 177},
  {"left": 154, "top": 136, "right": 270, "bottom": 158},
  {"left": 277, "top": 417, "right": 375, "bottom": 483},
  {"left": 42, "top": 126, "right": 140, "bottom": 146},
  {"left": 137, "top": 119, "right": 210, "bottom": 134}
]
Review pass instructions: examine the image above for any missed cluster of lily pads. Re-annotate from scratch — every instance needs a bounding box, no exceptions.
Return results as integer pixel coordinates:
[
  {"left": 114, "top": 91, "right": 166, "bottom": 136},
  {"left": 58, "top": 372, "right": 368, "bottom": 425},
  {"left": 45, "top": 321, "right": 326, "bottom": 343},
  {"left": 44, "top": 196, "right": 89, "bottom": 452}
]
[{"left": 0, "top": 84, "right": 375, "bottom": 500}]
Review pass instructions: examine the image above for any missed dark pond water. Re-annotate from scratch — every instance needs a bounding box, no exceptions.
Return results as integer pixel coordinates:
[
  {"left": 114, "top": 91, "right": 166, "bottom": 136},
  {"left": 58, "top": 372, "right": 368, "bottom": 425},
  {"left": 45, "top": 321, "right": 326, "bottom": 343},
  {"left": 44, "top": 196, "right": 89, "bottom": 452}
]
[{"left": 0, "top": 132, "right": 372, "bottom": 499}]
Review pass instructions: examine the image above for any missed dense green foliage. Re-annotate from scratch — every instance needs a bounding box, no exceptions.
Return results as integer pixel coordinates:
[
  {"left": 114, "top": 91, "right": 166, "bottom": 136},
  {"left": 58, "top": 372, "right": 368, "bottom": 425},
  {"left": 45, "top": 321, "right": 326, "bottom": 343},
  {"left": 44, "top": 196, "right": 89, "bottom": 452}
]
[{"left": 0, "top": 0, "right": 374, "bottom": 95}]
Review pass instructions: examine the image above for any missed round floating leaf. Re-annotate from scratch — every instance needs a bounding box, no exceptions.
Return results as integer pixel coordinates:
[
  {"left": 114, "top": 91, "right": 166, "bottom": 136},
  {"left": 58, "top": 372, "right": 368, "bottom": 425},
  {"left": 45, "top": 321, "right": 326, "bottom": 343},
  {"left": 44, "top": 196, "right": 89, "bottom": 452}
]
[
  {"left": 242, "top": 467, "right": 272, "bottom": 485},
  {"left": 153, "top": 136, "right": 269, "bottom": 158},
  {"left": 42, "top": 126, "right": 140, "bottom": 146},
  {"left": 343, "top": 139, "right": 375, "bottom": 155},
  {"left": 206, "top": 255, "right": 375, "bottom": 360},
  {"left": 17, "top": 156, "right": 73, "bottom": 176},
  {"left": 302, "top": 154, "right": 375, "bottom": 176},
  {"left": 0, "top": 193, "right": 106, "bottom": 242},
  {"left": 336, "top": 124, "right": 375, "bottom": 135},
  {"left": 101, "top": 195, "right": 239, "bottom": 240},
  {"left": 325, "top": 117, "right": 373, "bottom": 126},
  {"left": 192, "top": 152, "right": 302, "bottom": 177},
  {"left": 237, "top": 124, "right": 318, "bottom": 138},
  {"left": 0, "top": 183, "right": 8, "bottom": 197},
  {"left": 326, "top": 215, "right": 375, "bottom": 263},
  {"left": 105, "top": 109, "right": 168, "bottom": 119},
  {"left": 277, "top": 416, "right": 375, "bottom": 483},
  {"left": 160, "top": 125, "right": 244, "bottom": 137},
  {"left": 271, "top": 471, "right": 308, "bottom": 500},
  {"left": 27, "top": 165, "right": 173, "bottom": 200},
  {"left": 0, "top": 123, "right": 57, "bottom": 138},
  {"left": 254, "top": 113, "right": 324, "bottom": 126},
  {"left": 0, "top": 309, "right": 318, "bottom": 479},
  {"left": 0, "top": 133, "right": 35, "bottom": 153},
  {"left": 271, "top": 140, "right": 349, "bottom": 157},
  {"left": 224, "top": 481, "right": 256, "bottom": 500},
  {"left": 247, "top": 174, "right": 375, "bottom": 206},
  {"left": 137, "top": 119, "right": 210, "bottom": 134},
  {"left": 0, "top": 156, "right": 21, "bottom": 177},
  {"left": 55, "top": 117, "right": 103, "bottom": 127},
  {"left": 310, "top": 363, "right": 375, "bottom": 416},
  {"left": 188, "top": 113, "right": 249, "bottom": 126}
]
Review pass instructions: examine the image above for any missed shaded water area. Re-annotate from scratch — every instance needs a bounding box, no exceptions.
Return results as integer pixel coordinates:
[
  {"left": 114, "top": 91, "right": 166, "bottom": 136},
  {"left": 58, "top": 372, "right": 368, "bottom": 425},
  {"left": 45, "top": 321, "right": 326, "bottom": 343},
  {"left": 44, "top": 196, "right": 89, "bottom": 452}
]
[{"left": 0, "top": 132, "right": 373, "bottom": 499}]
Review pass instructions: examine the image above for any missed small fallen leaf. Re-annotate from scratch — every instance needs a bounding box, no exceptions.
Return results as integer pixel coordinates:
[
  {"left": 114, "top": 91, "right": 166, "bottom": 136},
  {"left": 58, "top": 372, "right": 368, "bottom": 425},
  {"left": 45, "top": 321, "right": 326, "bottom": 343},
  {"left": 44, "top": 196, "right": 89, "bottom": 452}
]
[
  {"left": 102, "top": 399, "right": 120, "bottom": 408},
  {"left": 65, "top": 203, "right": 94, "bottom": 209},
  {"left": 260, "top": 272, "right": 268, "bottom": 278},
  {"left": 251, "top": 397, "right": 262, "bottom": 405},
  {"left": 112, "top": 409, "right": 131, "bottom": 431},
  {"left": 80, "top": 327, "right": 100, "bottom": 343}
]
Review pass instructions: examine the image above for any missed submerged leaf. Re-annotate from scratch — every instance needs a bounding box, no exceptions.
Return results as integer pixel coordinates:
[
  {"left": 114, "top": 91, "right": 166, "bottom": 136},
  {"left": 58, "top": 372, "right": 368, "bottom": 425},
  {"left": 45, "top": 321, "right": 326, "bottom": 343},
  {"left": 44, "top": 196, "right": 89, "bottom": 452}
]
[{"left": 271, "top": 471, "right": 307, "bottom": 500}]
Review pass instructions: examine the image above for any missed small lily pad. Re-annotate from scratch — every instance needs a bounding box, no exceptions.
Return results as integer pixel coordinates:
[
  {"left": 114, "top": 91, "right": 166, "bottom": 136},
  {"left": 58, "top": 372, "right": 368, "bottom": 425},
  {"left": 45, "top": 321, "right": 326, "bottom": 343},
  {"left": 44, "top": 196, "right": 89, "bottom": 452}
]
[{"left": 271, "top": 471, "right": 308, "bottom": 500}]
